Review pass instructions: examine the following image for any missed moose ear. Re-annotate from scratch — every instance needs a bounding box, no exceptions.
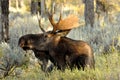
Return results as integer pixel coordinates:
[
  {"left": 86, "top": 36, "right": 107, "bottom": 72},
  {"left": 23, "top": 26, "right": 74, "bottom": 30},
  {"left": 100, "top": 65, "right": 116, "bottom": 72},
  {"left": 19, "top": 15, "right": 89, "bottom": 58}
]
[{"left": 44, "top": 32, "right": 54, "bottom": 38}]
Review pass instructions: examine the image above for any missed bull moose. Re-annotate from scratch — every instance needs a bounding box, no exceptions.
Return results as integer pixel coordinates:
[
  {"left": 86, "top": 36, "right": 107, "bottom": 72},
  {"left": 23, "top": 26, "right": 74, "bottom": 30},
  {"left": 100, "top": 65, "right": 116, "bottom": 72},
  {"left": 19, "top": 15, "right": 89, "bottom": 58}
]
[{"left": 18, "top": 12, "right": 95, "bottom": 71}]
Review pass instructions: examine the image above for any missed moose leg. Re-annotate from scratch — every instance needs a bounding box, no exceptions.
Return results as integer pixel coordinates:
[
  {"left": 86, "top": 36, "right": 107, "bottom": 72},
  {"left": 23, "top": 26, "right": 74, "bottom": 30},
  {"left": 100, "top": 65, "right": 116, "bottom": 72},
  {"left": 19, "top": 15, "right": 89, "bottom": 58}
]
[
  {"left": 85, "top": 57, "right": 95, "bottom": 69},
  {"left": 55, "top": 56, "right": 66, "bottom": 71},
  {"left": 49, "top": 51, "right": 66, "bottom": 71},
  {"left": 65, "top": 55, "right": 77, "bottom": 70},
  {"left": 77, "top": 55, "right": 89, "bottom": 70},
  {"left": 66, "top": 54, "right": 88, "bottom": 70},
  {"left": 38, "top": 58, "right": 54, "bottom": 72},
  {"left": 54, "top": 57, "right": 66, "bottom": 70}
]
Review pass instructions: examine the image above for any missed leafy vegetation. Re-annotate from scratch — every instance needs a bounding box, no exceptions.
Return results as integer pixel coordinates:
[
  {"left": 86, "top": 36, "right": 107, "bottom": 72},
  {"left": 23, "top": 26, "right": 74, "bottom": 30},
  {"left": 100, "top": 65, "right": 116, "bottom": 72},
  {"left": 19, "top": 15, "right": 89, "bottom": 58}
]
[
  {"left": 1, "top": 12, "right": 120, "bottom": 79},
  {"left": 1, "top": 52, "right": 120, "bottom": 80},
  {"left": 1, "top": 0, "right": 120, "bottom": 79}
]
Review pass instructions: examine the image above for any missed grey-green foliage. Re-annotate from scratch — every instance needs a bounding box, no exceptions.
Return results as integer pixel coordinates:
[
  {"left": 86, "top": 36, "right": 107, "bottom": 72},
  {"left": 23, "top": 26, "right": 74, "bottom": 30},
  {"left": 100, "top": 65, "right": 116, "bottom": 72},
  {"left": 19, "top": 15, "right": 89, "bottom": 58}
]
[
  {"left": 0, "top": 9, "right": 120, "bottom": 78},
  {"left": 2, "top": 53, "right": 120, "bottom": 80},
  {"left": 67, "top": 13, "right": 120, "bottom": 54},
  {"left": 0, "top": 42, "right": 29, "bottom": 78},
  {"left": 0, "top": 13, "right": 41, "bottom": 78}
]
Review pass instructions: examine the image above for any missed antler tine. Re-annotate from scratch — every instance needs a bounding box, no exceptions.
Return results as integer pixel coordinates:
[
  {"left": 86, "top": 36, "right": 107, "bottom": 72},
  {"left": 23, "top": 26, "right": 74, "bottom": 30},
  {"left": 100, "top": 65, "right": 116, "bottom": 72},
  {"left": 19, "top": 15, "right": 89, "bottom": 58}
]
[
  {"left": 37, "top": 12, "right": 45, "bottom": 32},
  {"left": 57, "top": 12, "right": 62, "bottom": 24},
  {"left": 48, "top": 12, "right": 56, "bottom": 30},
  {"left": 47, "top": 2, "right": 57, "bottom": 33},
  {"left": 49, "top": 3, "right": 64, "bottom": 33},
  {"left": 57, "top": 3, "right": 63, "bottom": 24}
]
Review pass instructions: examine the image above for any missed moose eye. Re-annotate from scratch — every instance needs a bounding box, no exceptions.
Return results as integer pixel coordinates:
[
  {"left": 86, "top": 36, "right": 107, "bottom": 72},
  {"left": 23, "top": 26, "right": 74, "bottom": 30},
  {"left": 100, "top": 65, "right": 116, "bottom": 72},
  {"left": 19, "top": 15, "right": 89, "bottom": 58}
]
[
  {"left": 44, "top": 35, "right": 48, "bottom": 38},
  {"left": 42, "top": 34, "right": 48, "bottom": 41}
]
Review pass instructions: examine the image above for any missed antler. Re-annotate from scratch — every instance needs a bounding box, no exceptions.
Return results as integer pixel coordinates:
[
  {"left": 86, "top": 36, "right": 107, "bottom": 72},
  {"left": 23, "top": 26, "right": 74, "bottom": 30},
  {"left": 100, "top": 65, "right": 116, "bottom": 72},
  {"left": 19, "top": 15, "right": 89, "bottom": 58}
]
[
  {"left": 37, "top": 12, "right": 45, "bottom": 32},
  {"left": 39, "top": 2, "right": 80, "bottom": 33},
  {"left": 47, "top": 3, "right": 79, "bottom": 33},
  {"left": 48, "top": 12, "right": 62, "bottom": 33},
  {"left": 57, "top": 15, "right": 80, "bottom": 30},
  {"left": 48, "top": 13, "right": 80, "bottom": 33}
]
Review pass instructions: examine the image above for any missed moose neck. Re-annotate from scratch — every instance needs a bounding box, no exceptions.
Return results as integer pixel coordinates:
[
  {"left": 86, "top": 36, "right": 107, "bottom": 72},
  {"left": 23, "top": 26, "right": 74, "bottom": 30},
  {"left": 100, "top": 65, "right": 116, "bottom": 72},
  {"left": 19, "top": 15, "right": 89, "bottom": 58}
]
[{"left": 49, "top": 35, "right": 61, "bottom": 48}]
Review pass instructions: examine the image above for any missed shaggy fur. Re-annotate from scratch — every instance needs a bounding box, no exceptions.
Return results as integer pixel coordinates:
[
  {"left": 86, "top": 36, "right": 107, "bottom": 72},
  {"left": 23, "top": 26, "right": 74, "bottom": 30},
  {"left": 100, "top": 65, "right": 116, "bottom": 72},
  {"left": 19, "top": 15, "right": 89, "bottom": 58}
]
[{"left": 18, "top": 33, "right": 95, "bottom": 71}]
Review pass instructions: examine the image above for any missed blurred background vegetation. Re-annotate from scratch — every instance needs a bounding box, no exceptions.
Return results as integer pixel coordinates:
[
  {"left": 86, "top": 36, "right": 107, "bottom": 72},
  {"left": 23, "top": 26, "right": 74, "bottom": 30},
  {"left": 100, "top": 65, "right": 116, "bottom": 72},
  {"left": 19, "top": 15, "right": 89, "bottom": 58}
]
[{"left": 0, "top": 0, "right": 120, "bottom": 79}]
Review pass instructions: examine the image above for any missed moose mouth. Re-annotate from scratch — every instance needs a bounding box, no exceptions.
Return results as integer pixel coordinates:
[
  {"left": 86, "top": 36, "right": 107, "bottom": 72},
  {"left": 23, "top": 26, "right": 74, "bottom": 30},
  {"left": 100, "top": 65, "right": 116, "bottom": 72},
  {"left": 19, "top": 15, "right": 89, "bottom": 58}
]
[
  {"left": 22, "top": 47, "right": 31, "bottom": 51},
  {"left": 22, "top": 46, "right": 47, "bottom": 52}
]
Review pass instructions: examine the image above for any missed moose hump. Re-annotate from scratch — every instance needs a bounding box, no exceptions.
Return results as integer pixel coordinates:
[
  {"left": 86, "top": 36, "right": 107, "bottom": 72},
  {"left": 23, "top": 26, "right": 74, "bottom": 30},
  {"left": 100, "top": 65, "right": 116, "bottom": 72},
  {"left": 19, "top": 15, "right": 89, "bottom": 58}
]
[{"left": 56, "top": 15, "right": 80, "bottom": 30}]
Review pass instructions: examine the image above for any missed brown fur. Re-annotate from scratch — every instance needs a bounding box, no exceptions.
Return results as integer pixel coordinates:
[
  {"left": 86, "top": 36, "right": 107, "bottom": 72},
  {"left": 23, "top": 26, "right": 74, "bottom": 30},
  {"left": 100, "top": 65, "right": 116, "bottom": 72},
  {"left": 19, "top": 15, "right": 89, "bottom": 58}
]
[
  {"left": 18, "top": 32, "right": 95, "bottom": 71},
  {"left": 42, "top": 34, "right": 95, "bottom": 70}
]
